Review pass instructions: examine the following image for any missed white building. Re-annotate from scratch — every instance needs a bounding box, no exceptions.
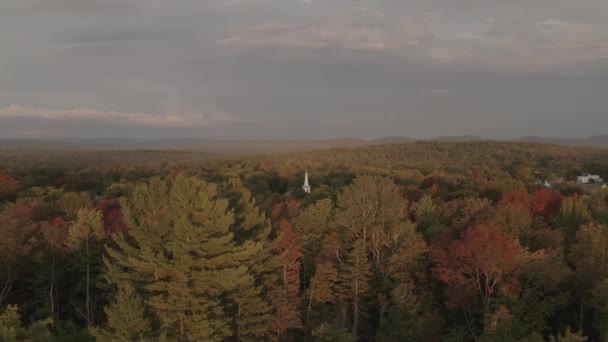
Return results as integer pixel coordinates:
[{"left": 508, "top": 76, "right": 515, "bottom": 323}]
[
  {"left": 302, "top": 171, "right": 311, "bottom": 194},
  {"left": 577, "top": 173, "right": 604, "bottom": 184}
]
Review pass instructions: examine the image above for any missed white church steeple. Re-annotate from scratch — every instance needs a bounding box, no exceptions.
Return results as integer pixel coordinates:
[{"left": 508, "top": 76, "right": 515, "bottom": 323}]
[{"left": 302, "top": 171, "right": 311, "bottom": 194}]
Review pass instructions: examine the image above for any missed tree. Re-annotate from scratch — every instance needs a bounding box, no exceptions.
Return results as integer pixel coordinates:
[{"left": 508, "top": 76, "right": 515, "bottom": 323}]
[
  {"left": 557, "top": 197, "right": 591, "bottom": 243},
  {"left": 104, "top": 176, "right": 270, "bottom": 341},
  {"left": 96, "top": 199, "right": 128, "bottom": 235},
  {"left": 312, "top": 323, "right": 354, "bottom": 342},
  {"left": 271, "top": 198, "right": 301, "bottom": 225},
  {"left": 0, "top": 305, "right": 51, "bottom": 341},
  {"left": 531, "top": 189, "right": 563, "bottom": 220},
  {"left": 67, "top": 208, "right": 105, "bottom": 327},
  {"left": 548, "top": 327, "right": 588, "bottom": 342},
  {"left": 292, "top": 198, "right": 333, "bottom": 287},
  {"left": 570, "top": 223, "right": 608, "bottom": 284},
  {"left": 334, "top": 175, "right": 410, "bottom": 280},
  {"left": 90, "top": 286, "right": 151, "bottom": 341},
  {"left": 412, "top": 194, "right": 437, "bottom": 239},
  {"left": 0, "top": 175, "right": 19, "bottom": 200},
  {"left": 341, "top": 239, "right": 370, "bottom": 336},
  {"left": 40, "top": 217, "right": 68, "bottom": 322},
  {"left": 332, "top": 175, "right": 427, "bottom": 337},
  {"left": 499, "top": 190, "right": 530, "bottom": 211},
  {"left": 491, "top": 204, "right": 533, "bottom": 244},
  {"left": 516, "top": 249, "right": 571, "bottom": 336},
  {"left": 306, "top": 261, "right": 338, "bottom": 325},
  {"left": 58, "top": 192, "right": 93, "bottom": 221},
  {"left": 569, "top": 223, "right": 608, "bottom": 333},
  {"left": 222, "top": 178, "right": 274, "bottom": 341},
  {"left": 269, "top": 220, "right": 303, "bottom": 340},
  {"left": 333, "top": 175, "right": 408, "bottom": 336},
  {"left": 0, "top": 205, "right": 39, "bottom": 306},
  {"left": 434, "top": 225, "right": 528, "bottom": 334},
  {"left": 590, "top": 279, "right": 608, "bottom": 340}
]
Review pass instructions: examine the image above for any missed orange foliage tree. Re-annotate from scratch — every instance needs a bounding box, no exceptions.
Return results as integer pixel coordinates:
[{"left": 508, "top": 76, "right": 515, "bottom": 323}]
[
  {"left": 269, "top": 220, "right": 303, "bottom": 340},
  {"left": 499, "top": 190, "right": 530, "bottom": 210}
]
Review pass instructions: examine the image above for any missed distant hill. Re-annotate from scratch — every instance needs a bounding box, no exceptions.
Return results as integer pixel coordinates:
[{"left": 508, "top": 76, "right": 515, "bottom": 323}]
[
  {"left": 1, "top": 135, "right": 608, "bottom": 154},
  {"left": 370, "top": 136, "right": 417, "bottom": 145},
  {"left": 517, "top": 135, "right": 608, "bottom": 148},
  {"left": 0, "top": 137, "right": 371, "bottom": 154},
  {"left": 428, "top": 135, "right": 484, "bottom": 142}
]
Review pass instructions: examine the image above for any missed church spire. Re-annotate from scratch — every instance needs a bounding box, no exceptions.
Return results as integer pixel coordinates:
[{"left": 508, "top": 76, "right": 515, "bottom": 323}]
[{"left": 302, "top": 171, "right": 311, "bottom": 194}]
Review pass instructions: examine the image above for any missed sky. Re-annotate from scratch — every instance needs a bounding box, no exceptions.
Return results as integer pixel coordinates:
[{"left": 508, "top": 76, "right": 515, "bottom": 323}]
[{"left": 1, "top": 0, "right": 608, "bottom": 140}]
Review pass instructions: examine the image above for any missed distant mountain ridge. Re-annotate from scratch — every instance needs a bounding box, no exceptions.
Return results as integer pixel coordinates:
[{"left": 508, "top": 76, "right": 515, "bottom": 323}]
[
  {"left": 517, "top": 135, "right": 608, "bottom": 148},
  {"left": 1, "top": 135, "right": 607, "bottom": 153}
]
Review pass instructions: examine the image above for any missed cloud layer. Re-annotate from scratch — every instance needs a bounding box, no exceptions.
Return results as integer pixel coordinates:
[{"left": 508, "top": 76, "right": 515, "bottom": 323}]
[{"left": 1, "top": 0, "right": 608, "bottom": 139}]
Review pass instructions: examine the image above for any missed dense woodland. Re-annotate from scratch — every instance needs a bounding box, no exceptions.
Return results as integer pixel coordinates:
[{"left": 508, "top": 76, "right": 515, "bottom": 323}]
[{"left": 2, "top": 141, "right": 608, "bottom": 341}]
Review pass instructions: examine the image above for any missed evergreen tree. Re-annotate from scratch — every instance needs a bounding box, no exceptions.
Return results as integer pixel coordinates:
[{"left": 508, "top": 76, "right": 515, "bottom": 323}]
[
  {"left": 67, "top": 208, "right": 105, "bottom": 327},
  {"left": 90, "top": 286, "right": 151, "bottom": 341},
  {"left": 306, "top": 261, "right": 338, "bottom": 326},
  {"left": 0, "top": 305, "right": 51, "bottom": 341},
  {"left": 557, "top": 197, "right": 592, "bottom": 244},
  {"left": 293, "top": 198, "right": 333, "bottom": 287},
  {"left": 104, "top": 176, "right": 269, "bottom": 341},
  {"left": 223, "top": 178, "right": 274, "bottom": 341},
  {"left": 549, "top": 327, "right": 588, "bottom": 342}
]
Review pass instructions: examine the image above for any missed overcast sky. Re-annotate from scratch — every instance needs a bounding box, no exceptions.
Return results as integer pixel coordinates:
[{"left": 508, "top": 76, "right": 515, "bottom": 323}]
[{"left": 1, "top": 0, "right": 607, "bottom": 140}]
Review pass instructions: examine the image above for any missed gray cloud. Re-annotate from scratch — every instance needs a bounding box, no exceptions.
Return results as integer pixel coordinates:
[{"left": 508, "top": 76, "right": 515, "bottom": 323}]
[{"left": 1, "top": 0, "right": 607, "bottom": 139}]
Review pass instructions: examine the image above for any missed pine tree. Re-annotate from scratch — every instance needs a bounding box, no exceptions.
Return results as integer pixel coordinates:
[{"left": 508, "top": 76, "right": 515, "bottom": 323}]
[
  {"left": 90, "top": 286, "right": 151, "bottom": 341},
  {"left": 223, "top": 178, "right": 274, "bottom": 341},
  {"left": 549, "top": 327, "right": 588, "bottom": 342},
  {"left": 557, "top": 196, "right": 592, "bottom": 244},
  {"left": 0, "top": 305, "right": 51, "bottom": 341},
  {"left": 412, "top": 194, "right": 437, "bottom": 239},
  {"left": 67, "top": 208, "right": 105, "bottom": 327},
  {"left": 293, "top": 198, "right": 333, "bottom": 287},
  {"left": 104, "top": 176, "right": 269, "bottom": 341},
  {"left": 306, "top": 261, "right": 338, "bottom": 325}
]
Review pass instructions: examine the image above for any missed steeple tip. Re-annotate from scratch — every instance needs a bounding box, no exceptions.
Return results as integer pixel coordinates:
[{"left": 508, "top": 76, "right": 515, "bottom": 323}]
[{"left": 302, "top": 170, "right": 311, "bottom": 194}]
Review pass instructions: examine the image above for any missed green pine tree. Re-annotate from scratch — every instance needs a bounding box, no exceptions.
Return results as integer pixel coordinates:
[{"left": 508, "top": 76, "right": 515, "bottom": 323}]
[
  {"left": 0, "top": 305, "right": 51, "bottom": 342},
  {"left": 223, "top": 178, "right": 274, "bottom": 341},
  {"left": 89, "top": 286, "right": 151, "bottom": 341},
  {"left": 104, "top": 176, "right": 270, "bottom": 341},
  {"left": 67, "top": 208, "right": 106, "bottom": 327}
]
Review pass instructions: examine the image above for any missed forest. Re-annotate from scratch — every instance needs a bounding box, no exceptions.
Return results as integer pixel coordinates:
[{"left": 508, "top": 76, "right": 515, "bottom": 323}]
[{"left": 2, "top": 141, "right": 608, "bottom": 341}]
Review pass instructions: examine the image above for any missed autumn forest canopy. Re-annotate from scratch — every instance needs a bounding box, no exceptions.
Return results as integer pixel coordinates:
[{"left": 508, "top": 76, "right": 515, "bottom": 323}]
[{"left": 2, "top": 141, "right": 608, "bottom": 341}]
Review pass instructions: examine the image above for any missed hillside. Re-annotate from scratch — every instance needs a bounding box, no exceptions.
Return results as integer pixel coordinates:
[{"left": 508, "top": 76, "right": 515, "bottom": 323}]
[{"left": 518, "top": 135, "right": 608, "bottom": 148}]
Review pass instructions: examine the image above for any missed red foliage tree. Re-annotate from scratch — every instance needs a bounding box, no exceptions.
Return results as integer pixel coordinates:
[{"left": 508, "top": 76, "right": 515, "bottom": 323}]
[
  {"left": 422, "top": 178, "right": 435, "bottom": 189},
  {"left": 433, "top": 225, "right": 527, "bottom": 316},
  {"left": 531, "top": 189, "right": 563, "bottom": 220},
  {"left": 95, "top": 199, "right": 127, "bottom": 235},
  {"left": 0, "top": 175, "right": 19, "bottom": 197}
]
